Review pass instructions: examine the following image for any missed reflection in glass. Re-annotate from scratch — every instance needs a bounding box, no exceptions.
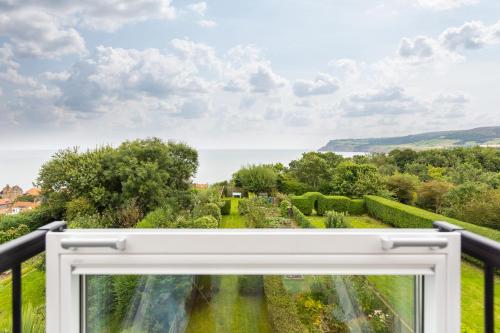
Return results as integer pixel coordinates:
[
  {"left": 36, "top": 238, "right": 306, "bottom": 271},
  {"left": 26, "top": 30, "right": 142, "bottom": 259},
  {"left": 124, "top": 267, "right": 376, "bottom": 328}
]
[{"left": 84, "top": 275, "right": 417, "bottom": 333}]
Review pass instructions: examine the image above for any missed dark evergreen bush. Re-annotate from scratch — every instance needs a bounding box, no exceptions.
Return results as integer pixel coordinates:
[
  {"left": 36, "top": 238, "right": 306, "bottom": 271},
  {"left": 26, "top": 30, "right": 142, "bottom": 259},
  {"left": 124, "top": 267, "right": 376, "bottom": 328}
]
[{"left": 221, "top": 199, "right": 231, "bottom": 215}]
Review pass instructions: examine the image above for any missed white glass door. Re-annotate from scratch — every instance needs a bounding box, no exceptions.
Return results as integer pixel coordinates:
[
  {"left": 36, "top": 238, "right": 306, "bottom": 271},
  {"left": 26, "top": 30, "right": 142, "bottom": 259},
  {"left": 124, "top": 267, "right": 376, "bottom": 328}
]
[{"left": 46, "top": 229, "right": 461, "bottom": 333}]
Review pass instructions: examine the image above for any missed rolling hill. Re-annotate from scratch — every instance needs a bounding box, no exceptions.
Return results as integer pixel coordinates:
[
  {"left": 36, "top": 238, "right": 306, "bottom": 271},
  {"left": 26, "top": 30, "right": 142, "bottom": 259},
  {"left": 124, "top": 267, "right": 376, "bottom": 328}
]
[{"left": 319, "top": 126, "right": 500, "bottom": 152}]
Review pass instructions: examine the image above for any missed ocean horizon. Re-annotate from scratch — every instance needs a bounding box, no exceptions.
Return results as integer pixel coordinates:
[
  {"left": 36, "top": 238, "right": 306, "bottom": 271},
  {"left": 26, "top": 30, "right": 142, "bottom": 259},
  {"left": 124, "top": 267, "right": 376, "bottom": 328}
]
[{"left": 0, "top": 149, "right": 364, "bottom": 190}]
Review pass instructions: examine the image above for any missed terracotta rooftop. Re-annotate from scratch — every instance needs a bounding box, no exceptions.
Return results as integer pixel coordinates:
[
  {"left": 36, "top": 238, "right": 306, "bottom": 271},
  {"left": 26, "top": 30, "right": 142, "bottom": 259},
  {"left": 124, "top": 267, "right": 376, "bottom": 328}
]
[{"left": 25, "top": 188, "right": 42, "bottom": 196}]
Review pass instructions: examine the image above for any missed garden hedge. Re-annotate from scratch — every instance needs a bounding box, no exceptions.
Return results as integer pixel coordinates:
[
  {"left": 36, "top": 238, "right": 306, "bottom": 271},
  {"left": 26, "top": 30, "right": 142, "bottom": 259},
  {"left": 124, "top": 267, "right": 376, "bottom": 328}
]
[
  {"left": 291, "top": 206, "right": 312, "bottom": 228},
  {"left": 291, "top": 192, "right": 366, "bottom": 216},
  {"left": 263, "top": 276, "right": 309, "bottom": 333},
  {"left": 365, "top": 195, "right": 500, "bottom": 242},
  {"left": 221, "top": 199, "right": 231, "bottom": 215}
]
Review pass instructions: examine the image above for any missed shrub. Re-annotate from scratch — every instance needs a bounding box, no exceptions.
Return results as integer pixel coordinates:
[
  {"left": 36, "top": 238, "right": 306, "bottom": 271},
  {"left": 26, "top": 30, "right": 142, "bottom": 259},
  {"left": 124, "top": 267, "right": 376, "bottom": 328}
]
[
  {"left": 238, "top": 199, "right": 250, "bottom": 215},
  {"left": 325, "top": 211, "right": 347, "bottom": 228},
  {"left": 0, "top": 224, "right": 30, "bottom": 244},
  {"left": 136, "top": 206, "right": 175, "bottom": 228},
  {"left": 416, "top": 181, "right": 454, "bottom": 213},
  {"left": 69, "top": 214, "right": 114, "bottom": 229},
  {"left": 189, "top": 215, "right": 219, "bottom": 228},
  {"left": 462, "top": 190, "right": 500, "bottom": 230},
  {"left": 263, "top": 276, "right": 309, "bottom": 333},
  {"left": 386, "top": 173, "right": 419, "bottom": 204},
  {"left": 291, "top": 206, "right": 312, "bottom": 228},
  {"left": 221, "top": 199, "right": 231, "bottom": 215},
  {"left": 193, "top": 202, "right": 221, "bottom": 222},
  {"left": 0, "top": 204, "right": 64, "bottom": 232},
  {"left": 279, "top": 199, "right": 291, "bottom": 217},
  {"left": 264, "top": 216, "right": 291, "bottom": 228},
  {"left": 316, "top": 195, "right": 350, "bottom": 215},
  {"left": 238, "top": 276, "right": 263, "bottom": 295},
  {"left": 290, "top": 196, "right": 313, "bottom": 215},
  {"left": 365, "top": 195, "right": 500, "bottom": 241},
  {"left": 65, "top": 197, "right": 97, "bottom": 221}
]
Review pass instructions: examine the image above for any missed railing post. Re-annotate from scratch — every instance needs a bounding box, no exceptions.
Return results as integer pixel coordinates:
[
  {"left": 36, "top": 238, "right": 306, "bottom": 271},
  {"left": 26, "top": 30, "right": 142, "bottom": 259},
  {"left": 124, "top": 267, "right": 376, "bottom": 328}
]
[
  {"left": 12, "top": 263, "right": 21, "bottom": 333},
  {"left": 485, "top": 264, "right": 494, "bottom": 333}
]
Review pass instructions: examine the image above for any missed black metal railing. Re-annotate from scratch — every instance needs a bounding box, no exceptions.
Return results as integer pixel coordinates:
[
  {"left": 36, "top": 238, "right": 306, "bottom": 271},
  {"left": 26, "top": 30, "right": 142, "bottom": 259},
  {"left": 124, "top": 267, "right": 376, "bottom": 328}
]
[
  {"left": 0, "top": 221, "right": 66, "bottom": 333},
  {"left": 434, "top": 221, "right": 500, "bottom": 333}
]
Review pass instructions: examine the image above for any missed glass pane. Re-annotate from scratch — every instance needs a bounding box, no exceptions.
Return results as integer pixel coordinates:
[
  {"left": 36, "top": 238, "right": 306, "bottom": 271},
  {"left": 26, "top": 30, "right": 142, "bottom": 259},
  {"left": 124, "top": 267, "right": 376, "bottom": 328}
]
[{"left": 83, "top": 275, "right": 418, "bottom": 333}]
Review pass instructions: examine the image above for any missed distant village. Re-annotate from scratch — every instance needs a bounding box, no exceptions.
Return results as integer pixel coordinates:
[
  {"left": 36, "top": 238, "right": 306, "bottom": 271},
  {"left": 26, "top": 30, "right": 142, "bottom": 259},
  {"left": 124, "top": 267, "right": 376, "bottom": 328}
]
[{"left": 0, "top": 185, "right": 41, "bottom": 216}]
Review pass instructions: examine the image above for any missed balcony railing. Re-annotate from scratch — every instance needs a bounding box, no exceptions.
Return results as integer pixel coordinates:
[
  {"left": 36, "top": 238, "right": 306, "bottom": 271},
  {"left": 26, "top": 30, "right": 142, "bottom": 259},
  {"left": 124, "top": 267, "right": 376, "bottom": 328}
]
[
  {"left": 0, "top": 221, "right": 66, "bottom": 333},
  {"left": 434, "top": 221, "right": 500, "bottom": 333},
  {"left": 0, "top": 220, "right": 497, "bottom": 332}
]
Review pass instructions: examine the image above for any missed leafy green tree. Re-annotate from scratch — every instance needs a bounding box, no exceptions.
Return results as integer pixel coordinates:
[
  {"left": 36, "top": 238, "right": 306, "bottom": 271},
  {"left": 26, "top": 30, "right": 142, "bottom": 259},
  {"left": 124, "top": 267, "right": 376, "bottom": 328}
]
[
  {"left": 386, "top": 173, "right": 419, "bottom": 204},
  {"left": 37, "top": 138, "right": 198, "bottom": 217},
  {"left": 416, "top": 180, "right": 454, "bottom": 213},
  {"left": 388, "top": 149, "right": 418, "bottom": 172},
  {"left": 331, "top": 162, "right": 385, "bottom": 197},
  {"left": 462, "top": 189, "right": 500, "bottom": 230},
  {"left": 232, "top": 165, "right": 277, "bottom": 193},
  {"left": 287, "top": 152, "right": 342, "bottom": 191},
  {"left": 442, "top": 182, "right": 489, "bottom": 218}
]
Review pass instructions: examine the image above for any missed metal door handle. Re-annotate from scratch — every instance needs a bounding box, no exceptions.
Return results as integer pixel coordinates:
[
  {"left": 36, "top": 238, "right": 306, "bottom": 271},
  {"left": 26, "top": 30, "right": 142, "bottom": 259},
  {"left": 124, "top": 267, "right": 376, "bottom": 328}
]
[
  {"left": 61, "top": 238, "right": 126, "bottom": 250},
  {"left": 382, "top": 237, "right": 448, "bottom": 250}
]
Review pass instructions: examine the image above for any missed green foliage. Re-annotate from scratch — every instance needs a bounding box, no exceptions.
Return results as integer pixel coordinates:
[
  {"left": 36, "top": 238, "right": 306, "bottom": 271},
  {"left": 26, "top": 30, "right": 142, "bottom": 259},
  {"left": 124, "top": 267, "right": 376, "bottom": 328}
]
[
  {"left": 37, "top": 138, "right": 198, "bottom": 215},
  {"left": 0, "top": 204, "right": 64, "bottom": 232},
  {"left": 193, "top": 202, "right": 222, "bottom": 222},
  {"left": 325, "top": 211, "right": 347, "bottom": 228},
  {"left": 288, "top": 152, "right": 342, "bottom": 191},
  {"left": 278, "top": 178, "right": 311, "bottom": 195},
  {"left": 263, "top": 276, "right": 309, "bottom": 333},
  {"left": 238, "top": 276, "right": 263, "bottom": 295},
  {"left": 65, "top": 197, "right": 97, "bottom": 221},
  {"left": 290, "top": 196, "right": 313, "bottom": 215},
  {"left": 441, "top": 182, "right": 489, "bottom": 218},
  {"left": 386, "top": 173, "right": 419, "bottom": 204},
  {"left": 291, "top": 206, "right": 312, "bottom": 228},
  {"left": 238, "top": 199, "right": 250, "bottom": 215},
  {"left": 416, "top": 180, "right": 454, "bottom": 213},
  {"left": 136, "top": 206, "right": 176, "bottom": 228},
  {"left": 291, "top": 192, "right": 366, "bottom": 216},
  {"left": 189, "top": 215, "right": 219, "bottom": 228},
  {"left": 221, "top": 199, "right": 231, "bottom": 215},
  {"left": 461, "top": 190, "right": 500, "bottom": 230},
  {"left": 68, "top": 214, "right": 114, "bottom": 229},
  {"left": 331, "top": 162, "right": 385, "bottom": 198},
  {"left": 14, "top": 194, "right": 36, "bottom": 203},
  {"left": 0, "top": 224, "right": 29, "bottom": 244},
  {"left": 279, "top": 199, "right": 290, "bottom": 217},
  {"left": 364, "top": 195, "right": 500, "bottom": 241},
  {"left": 21, "top": 303, "right": 45, "bottom": 333},
  {"left": 232, "top": 165, "right": 278, "bottom": 193}
]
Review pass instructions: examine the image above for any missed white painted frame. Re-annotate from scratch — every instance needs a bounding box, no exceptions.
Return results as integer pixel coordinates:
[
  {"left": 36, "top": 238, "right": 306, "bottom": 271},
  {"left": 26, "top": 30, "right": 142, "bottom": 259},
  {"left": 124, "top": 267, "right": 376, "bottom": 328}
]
[{"left": 46, "top": 228, "right": 461, "bottom": 333}]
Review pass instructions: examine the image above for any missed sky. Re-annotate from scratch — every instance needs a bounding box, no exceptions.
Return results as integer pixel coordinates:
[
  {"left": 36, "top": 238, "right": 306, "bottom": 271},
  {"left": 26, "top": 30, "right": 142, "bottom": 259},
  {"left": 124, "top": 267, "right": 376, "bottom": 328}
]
[{"left": 1, "top": 0, "right": 499, "bottom": 150}]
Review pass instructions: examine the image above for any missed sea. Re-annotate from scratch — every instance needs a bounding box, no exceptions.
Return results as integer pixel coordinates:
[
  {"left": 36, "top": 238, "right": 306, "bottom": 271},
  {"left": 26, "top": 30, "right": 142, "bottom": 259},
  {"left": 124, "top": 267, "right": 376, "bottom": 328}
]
[{"left": 0, "top": 149, "right": 363, "bottom": 190}]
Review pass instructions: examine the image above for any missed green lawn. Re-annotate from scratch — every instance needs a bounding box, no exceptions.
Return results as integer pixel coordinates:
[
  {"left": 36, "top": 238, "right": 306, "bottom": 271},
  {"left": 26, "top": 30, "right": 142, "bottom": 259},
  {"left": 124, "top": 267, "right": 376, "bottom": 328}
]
[
  {"left": 308, "top": 213, "right": 500, "bottom": 333},
  {"left": 185, "top": 276, "right": 272, "bottom": 333},
  {"left": 220, "top": 198, "right": 247, "bottom": 228},
  {"left": 0, "top": 257, "right": 46, "bottom": 331}
]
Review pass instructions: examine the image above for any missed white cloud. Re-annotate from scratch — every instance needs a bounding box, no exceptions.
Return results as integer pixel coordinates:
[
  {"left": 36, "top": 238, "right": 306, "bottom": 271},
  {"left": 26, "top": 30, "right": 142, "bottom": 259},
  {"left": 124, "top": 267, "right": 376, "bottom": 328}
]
[
  {"left": 249, "top": 66, "right": 286, "bottom": 93},
  {"left": 412, "top": 0, "right": 479, "bottom": 11},
  {"left": 0, "top": 0, "right": 176, "bottom": 33},
  {"left": 293, "top": 73, "right": 340, "bottom": 97},
  {"left": 187, "top": 2, "right": 207, "bottom": 16},
  {"left": 339, "top": 87, "right": 428, "bottom": 117},
  {"left": 198, "top": 20, "right": 217, "bottom": 28},
  {"left": 0, "top": 8, "right": 86, "bottom": 58}
]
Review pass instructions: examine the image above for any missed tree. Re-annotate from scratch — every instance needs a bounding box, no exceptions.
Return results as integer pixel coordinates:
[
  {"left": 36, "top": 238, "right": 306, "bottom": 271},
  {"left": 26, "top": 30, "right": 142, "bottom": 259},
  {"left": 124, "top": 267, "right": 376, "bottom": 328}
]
[
  {"left": 416, "top": 181, "right": 454, "bottom": 213},
  {"left": 462, "top": 189, "right": 500, "bottom": 230},
  {"left": 386, "top": 173, "right": 419, "bottom": 204},
  {"left": 388, "top": 149, "right": 418, "bottom": 172},
  {"left": 331, "top": 162, "right": 385, "bottom": 197},
  {"left": 232, "top": 165, "right": 277, "bottom": 193},
  {"left": 287, "top": 152, "right": 342, "bottom": 191},
  {"left": 442, "top": 182, "right": 489, "bottom": 218},
  {"left": 37, "top": 138, "right": 198, "bottom": 216}
]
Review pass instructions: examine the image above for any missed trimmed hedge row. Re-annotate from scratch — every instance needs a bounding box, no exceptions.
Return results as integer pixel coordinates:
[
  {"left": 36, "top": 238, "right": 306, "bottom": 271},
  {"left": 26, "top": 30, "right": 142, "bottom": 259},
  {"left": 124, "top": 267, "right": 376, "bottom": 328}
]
[
  {"left": 291, "top": 192, "right": 366, "bottom": 216},
  {"left": 365, "top": 195, "right": 500, "bottom": 242},
  {"left": 291, "top": 206, "right": 312, "bottom": 228},
  {"left": 263, "top": 276, "right": 309, "bottom": 333},
  {"left": 221, "top": 199, "right": 231, "bottom": 215}
]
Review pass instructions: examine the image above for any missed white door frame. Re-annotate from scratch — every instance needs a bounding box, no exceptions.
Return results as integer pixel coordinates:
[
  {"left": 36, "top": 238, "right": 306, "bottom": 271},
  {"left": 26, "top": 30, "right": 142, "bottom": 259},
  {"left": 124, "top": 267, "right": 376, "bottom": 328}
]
[{"left": 46, "top": 228, "right": 461, "bottom": 333}]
